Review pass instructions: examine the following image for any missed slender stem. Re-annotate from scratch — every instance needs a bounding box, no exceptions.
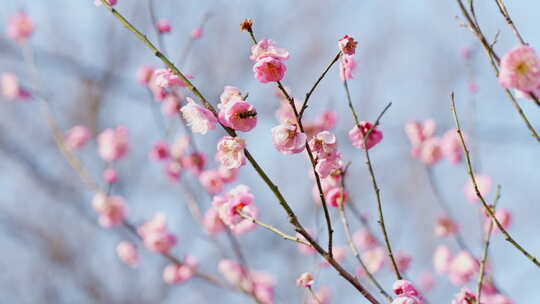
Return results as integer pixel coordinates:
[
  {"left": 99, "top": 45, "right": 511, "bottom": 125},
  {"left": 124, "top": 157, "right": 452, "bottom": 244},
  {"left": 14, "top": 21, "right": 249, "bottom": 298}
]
[
  {"left": 147, "top": 0, "right": 167, "bottom": 56},
  {"left": 338, "top": 167, "right": 393, "bottom": 302},
  {"left": 450, "top": 92, "right": 540, "bottom": 268},
  {"left": 493, "top": 0, "right": 526, "bottom": 45},
  {"left": 343, "top": 82, "right": 401, "bottom": 280},
  {"left": 238, "top": 211, "right": 311, "bottom": 246},
  {"left": 99, "top": 5, "right": 379, "bottom": 301},
  {"left": 298, "top": 52, "right": 342, "bottom": 119},
  {"left": 425, "top": 166, "right": 472, "bottom": 252},
  {"left": 476, "top": 185, "right": 501, "bottom": 304},
  {"left": 455, "top": 0, "right": 540, "bottom": 142},
  {"left": 178, "top": 12, "right": 212, "bottom": 67},
  {"left": 307, "top": 286, "right": 322, "bottom": 304}
]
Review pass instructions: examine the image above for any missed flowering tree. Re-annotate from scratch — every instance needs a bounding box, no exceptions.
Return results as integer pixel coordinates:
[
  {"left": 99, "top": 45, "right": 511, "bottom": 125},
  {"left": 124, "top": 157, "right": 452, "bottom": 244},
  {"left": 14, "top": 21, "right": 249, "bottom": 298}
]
[{"left": 1, "top": 0, "right": 539, "bottom": 303}]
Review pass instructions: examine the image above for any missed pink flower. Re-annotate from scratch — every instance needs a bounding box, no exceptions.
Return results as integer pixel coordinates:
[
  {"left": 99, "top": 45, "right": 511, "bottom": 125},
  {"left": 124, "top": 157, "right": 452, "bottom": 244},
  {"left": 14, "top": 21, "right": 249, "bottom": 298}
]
[
  {"left": 165, "top": 160, "right": 182, "bottom": 182},
  {"left": 163, "top": 256, "right": 198, "bottom": 284},
  {"left": 92, "top": 193, "right": 127, "bottom": 228},
  {"left": 153, "top": 69, "right": 185, "bottom": 88},
  {"left": 448, "top": 251, "right": 479, "bottom": 285},
  {"left": 296, "top": 272, "right": 314, "bottom": 287},
  {"left": 326, "top": 187, "right": 347, "bottom": 208},
  {"left": 6, "top": 12, "right": 34, "bottom": 42},
  {"left": 182, "top": 151, "right": 206, "bottom": 175},
  {"left": 316, "top": 110, "right": 338, "bottom": 130},
  {"left": 138, "top": 213, "right": 177, "bottom": 254},
  {"left": 419, "top": 137, "right": 443, "bottom": 166},
  {"left": 361, "top": 247, "right": 386, "bottom": 274},
  {"left": 483, "top": 294, "right": 513, "bottom": 304},
  {"left": 97, "top": 126, "right": 129, "bottom": 162},
  {"left": 464, "top": 174, "right": 492, "bottom": 203},
  {"left": 315, "top": 154, "right": 342, "bottom": 179},
  {"left": 149, "top": 141, "right": 169, "bottom": 161},
  {"left": 180, "top": 98, "right": 217, "bottom": 134},
  {"left": 485, "top": 209, "right": 511, "bottom": 234},
  {"left": 349, "top": 121, "right": 383, "bottom": 150},
  {"left": 156, "top": 19, "right": 171, "bottom": 33},
  {"left": 353, "top": 229, "right": 377, "bottom": 250},
  {"left": 218, "top": 166, "right": 239, "bottom": 184},
  {"left": 170, "top": 136, "right": 190, "bottom": 159},
  {"left": 499, "top": 46, "right": 540, "bottom": 92},
  {"left": 441, "top": 129, "right": 464, "bottom": 164},
  {"left": 116, "top": 241, "right": 138, "bottom": 267},
  {"left": 1, "top": 73, "right": 29, "bottom": 100},
  {"left": 404, "top": 119, "right": 436, "bottom": 149},
  {"left": 161, "top": 93, "right": 181, "bottom": 116},
  {"left": 338, "top": 35, "right": 357, "bottom": 55},
  {"left": 271, "top": 122, "right": 306, "bottom": 154},
  {"left": 136, "top": 65, "right": 154, "bottom": 85},
  {"left": 103, "top": 168, "right": 118, "bottom": 184},
  {"left": 418, "top": 272, "right": 435, "bottom": 292},
  {"left": 434, "top": 216, "right": 458, "bottom": 237},
  {"left": 433, "top": 245, "right": 452, "bottom": 274},
  {"left": 396, "top": 251, "right": 412, "bottom": 273},
  {"left": 203, "top": 207, "right": 225, "bottom": 235},
  {"left": 216, "top": 136, "right": 246, "bottom": 169},
  {"left": 191, "top": 27, "right": 203, "bottom": 39},
  {"left": 199, "top": 170, "right": 224, "bottom": 194},
  {"left": 220, "top": 86, "right": 243, "bottom": 104},
  {"left": 215, "top": 185, "right": 256, "bottom": 232},
  {"left": 340, "top": 54, "right": 357, "bottom": 81},
  {"left": 253, "top": 56, "right": 287, "bottom": 83},
  {"left": 451, "top": 288, "right": 476, "bottom": 304},
  {"left": 250, "top": 39, "right": 289, "bottom": 61},
  {"left": 309, "top": 131, "right": 337, "bottom": 159},
  {"left": 64, "top": 125, "right": 91, "bottom": 151},
  {"left": 393, "top": 280, "right": 420, "bottom": 297},
  {"left": 219, "top": 99, "right": 258, "bottom": 132}
]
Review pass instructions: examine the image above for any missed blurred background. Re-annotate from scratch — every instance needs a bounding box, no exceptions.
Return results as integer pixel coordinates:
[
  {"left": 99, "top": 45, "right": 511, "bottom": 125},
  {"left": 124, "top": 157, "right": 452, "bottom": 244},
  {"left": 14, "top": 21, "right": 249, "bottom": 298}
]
[{"left": 0, "top": 0, "right": 539, "bottom": 303}]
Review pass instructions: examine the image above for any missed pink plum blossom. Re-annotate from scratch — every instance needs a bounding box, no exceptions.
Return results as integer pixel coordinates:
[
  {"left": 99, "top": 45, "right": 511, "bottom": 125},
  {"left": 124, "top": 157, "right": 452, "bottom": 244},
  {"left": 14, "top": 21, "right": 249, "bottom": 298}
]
[
  {"left": 216, "top": 136, "right": 246, "bottom": 169},
  {"left": 165, "top": 160, "right": 182, "bottom": 182},
  {"left": 499, "top": 46, "right": 540, "bottom": 92},
  {"left": 149, "top": 141, "right": 169, "bottom": 161},
  {"left": 361, "top": 246, "right": 386, "bottom": 274},
  {"left": 309, "top": 131, "right": 337, "bottom": 159},
  {"left": 94, "top": 0, "right": 117, "bottom": 6},
  {"left": 218, "top": 166, "right": 239, "bottom": 184},
  {"left": 203, "top": 207, "right": 225, "bottom": 235},
  {"left": 153, "top": 69, "right": 185, "bottom": 88},
  {"left": 448, "top": 250, "right": 479, "bottom": 285},
  {"left": 353, "top": 229, "right": 378, "bottom": 250},
  {"left": 64, "top": 125, "right": 91, "bottom": 151},
  {"left": 136, "top": 65, "right": 155, "bottom": 85},
  {"left": 1, "top": 73, "right": 29, "bottom": 100},
  {"left": 338, "top": 35, "right": 358, "bottom": 55},
  {"left": 180, "top": 97, "right": 217, "bottom": 134},
  {"left": 396, "top": 251, "right": 412, "bottom": 273},
  {"left": 163, "top": 256, "right": 198, "bottom": 284},
  {"left": 161, "top": 93, "right": 181, "bottom": 116},
  {"left": 218, "top": 99, "right": 258, "bottom": 132},
  {"left": 182, "top": 151, "right": 206, "bottom": 175},
  {"left": 349, "top": 121, "right": 383, "bottom": 150},
  {"left": 97, "top": 126, "right": 129, "bottom": 162},
  {"left": 156, "top": 19, "right": 171, "bottom": 33},
  {"left": 253, "top": 56, "right": 287, "bottom": 83},
  {"left": 92, "top": 193, "right": 127, "bottom": 228},
  {"left": 6, "top": 12, "right": 34, "bottom": 42},
  {"left": 485, "top": 209, "right": 511, "bottom": 234},
  {"left": 116, "top": 241, "right": 138, "bottom": 267},
  {"left": 451, "top": 288, "right": 476, "bottom": 304},
  {"left": 250, "top": 39, "right": 289, "bottom": 61},
  {"left": 326, "top": 187, "right": 348, "bottom": 208},
  {"left": 103, "top": 168, "right": 118, "bottom": 184},
  {"left": 419, "top": 137, "right": 443, "bottom": 165},
  {"left": 138, "top": 213, "right": 177, "bottom": 254},
  {"left": 441, "top": 129, "right": 464, "bottom": 164},
  {"left": 434, "top": 216, "right": 458, "bottom": 237},
  {"left": 433, "top": 245, "right": 452, "bottom": 274},
  {"left": 191, "top": 27, "right": 203, "bottom": 39},
  {"left": 199, "top": 170, "right": 224, "bottom": 194},
  {"left": 340, "top": 54, "right": 357, "bottom": 81},
  {"left": 271, "top": 121, "right": 306, "bottom": 154},
  {"left": 296, "top": 272, "right": 314, "bottom": 288}
]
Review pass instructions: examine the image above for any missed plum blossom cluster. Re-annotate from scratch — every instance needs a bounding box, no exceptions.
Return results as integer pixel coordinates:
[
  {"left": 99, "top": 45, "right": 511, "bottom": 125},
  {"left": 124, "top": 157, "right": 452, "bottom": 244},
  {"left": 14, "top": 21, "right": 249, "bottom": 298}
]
[
  {"left": 136, "top": 65, "right": 187, "bottom": 115},
  {"left": 163, "top": 256, "right": 198, "bottom": 284},
  {"left": 204, "top": 184, "right": 258, "bottom": 235},
  {"left": 218, "top": 259, "right": 275, "bottom": 304},
  {"left": 92, "top": 192, "right": 127, "bottom": 228},
  {"left": 404, "top": 119, "right": 464, "bottom": 165},
  {"left": 250, "top": 39, "right": 289, "bottom": 83},
  {"left": 137, "top": 213, "right": 177, "bottom": 254},
  {"left": 433, "top": 245, "right": 479, "bottom": 286},
  {"left": 338, "top": 35, "right": 358, "bottom": 81},
  {"left": 391, "top": 280, "right": 425, "bottom": 304}
]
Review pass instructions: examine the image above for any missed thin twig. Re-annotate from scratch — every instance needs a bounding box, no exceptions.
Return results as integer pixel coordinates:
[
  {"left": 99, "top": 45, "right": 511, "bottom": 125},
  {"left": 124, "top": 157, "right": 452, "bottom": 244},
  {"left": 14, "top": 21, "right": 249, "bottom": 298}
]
[
  {"left": 338, "top": 165, "right": 393, "bottom": 302},
  {"left": 493, "top": 0, "right": 526, "bottom": 45},
  {"left": 476, "top": 185, "right": 502, "bottom": 304},
  {"left": 238, "top": 211, "right": 312, "bottom": 246},
  {"left": 450, "top": 92, "right": 540, "bottom": 268},
  {"left": 307, "top": 286, "right": 322, "bottom": 304}
]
